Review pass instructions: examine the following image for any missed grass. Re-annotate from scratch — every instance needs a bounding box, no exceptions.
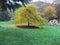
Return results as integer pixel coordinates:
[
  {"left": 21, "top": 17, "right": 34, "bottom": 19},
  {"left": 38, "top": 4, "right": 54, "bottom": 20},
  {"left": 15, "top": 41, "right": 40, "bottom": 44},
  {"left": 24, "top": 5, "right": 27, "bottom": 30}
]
[
  {"left": 0, "top": 22, "right": 60, "bottom": 45},
  {"left": 0, "top": 21, "right": 15, "bottom": 27}
]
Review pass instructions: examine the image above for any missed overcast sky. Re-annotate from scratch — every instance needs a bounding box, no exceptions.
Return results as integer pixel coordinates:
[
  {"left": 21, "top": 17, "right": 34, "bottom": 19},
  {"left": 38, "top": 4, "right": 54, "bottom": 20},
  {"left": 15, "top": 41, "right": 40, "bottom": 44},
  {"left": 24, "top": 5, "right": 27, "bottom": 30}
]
[{"left": 32, "top": 0, "right": 54, "bottom": 3}]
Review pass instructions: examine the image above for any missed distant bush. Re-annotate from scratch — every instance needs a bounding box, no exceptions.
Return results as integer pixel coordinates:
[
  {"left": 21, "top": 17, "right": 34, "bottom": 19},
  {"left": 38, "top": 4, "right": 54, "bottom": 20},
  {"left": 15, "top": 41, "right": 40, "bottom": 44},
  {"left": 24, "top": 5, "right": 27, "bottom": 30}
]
[{"left": 0, "top": 11, "right": 10, "bottom": 21}]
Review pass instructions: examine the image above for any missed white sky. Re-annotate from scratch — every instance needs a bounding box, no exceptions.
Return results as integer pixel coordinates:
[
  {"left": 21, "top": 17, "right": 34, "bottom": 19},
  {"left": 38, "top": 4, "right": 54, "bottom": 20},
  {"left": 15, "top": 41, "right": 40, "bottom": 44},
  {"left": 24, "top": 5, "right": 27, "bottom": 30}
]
[{"left": 32, "top": 0, "right": 54, "bottom": 3}]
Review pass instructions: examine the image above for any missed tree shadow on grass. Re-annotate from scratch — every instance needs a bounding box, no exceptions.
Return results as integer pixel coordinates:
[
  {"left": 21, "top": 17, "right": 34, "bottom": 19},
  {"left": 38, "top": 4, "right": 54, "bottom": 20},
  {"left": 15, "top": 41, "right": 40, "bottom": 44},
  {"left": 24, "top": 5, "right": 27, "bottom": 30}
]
[{"left": 16, "top": 25, "right": 39, "bottom": 29}]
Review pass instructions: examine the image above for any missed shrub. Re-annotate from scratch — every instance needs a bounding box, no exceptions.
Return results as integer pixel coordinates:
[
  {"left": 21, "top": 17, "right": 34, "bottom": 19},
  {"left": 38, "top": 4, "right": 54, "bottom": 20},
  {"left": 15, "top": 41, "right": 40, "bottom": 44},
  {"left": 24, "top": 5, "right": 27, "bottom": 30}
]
[{"left": 0, "top": 11, "right": 10, "bottom": 21}]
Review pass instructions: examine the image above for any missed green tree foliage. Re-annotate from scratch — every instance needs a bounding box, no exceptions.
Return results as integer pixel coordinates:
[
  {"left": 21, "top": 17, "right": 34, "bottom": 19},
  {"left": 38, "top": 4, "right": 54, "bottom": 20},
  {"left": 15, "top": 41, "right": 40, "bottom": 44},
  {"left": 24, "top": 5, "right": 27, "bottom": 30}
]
[
  {"left": 0, "top": 0, "right": 31, "bottom": 21},
  {"left": 0, "top": 10, "right": 10, "bottom": 21},
  {"left": 44, "top": 5, "right": 57, "bottom": 20},
  {"left": 0, "top": 0, "right": 31, "bottom": 10},
  {"left": 14, "top": 4, "right": 47, "bottom": 28}
]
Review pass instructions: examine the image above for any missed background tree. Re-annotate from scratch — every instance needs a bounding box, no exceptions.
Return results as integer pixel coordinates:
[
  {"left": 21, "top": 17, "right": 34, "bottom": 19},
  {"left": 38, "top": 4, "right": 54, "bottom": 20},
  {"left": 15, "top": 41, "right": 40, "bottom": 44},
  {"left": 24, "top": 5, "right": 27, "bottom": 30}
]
[
  {"left": 55, "top": 4, "right": 60, "bottom": 19},
  {"left": 44, "top": 5, "right": 57, "bottom": 21},
  {"left": 14, "top": 4, "right": 47, "bottom": 28},
  {"left": 0, "top": 0, "right": 31, "bottom": 21},
  {"left": 0, "top": 0, "right": 10, "bottom": 21},
  {"left": 0, "top": 0, "right": 31, "bottom": 11}
]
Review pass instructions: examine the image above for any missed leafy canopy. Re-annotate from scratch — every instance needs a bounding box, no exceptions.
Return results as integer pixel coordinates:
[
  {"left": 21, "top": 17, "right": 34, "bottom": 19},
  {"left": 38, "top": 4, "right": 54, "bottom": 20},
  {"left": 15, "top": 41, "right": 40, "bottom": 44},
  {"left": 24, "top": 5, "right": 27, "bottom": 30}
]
[
  {"left": 14, "top": 4, "right": 47, "bottom": 27},
  {"left": 44, "top": 5, "right": 57, "bottom": 19}
]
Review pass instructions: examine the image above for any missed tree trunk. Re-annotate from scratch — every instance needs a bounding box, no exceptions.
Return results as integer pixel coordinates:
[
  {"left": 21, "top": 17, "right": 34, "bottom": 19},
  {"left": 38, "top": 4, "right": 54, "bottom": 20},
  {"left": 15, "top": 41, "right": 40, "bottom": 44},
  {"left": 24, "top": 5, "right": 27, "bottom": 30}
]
[{"left": 28, "top": 19, "right": 30, "bottom": 26}]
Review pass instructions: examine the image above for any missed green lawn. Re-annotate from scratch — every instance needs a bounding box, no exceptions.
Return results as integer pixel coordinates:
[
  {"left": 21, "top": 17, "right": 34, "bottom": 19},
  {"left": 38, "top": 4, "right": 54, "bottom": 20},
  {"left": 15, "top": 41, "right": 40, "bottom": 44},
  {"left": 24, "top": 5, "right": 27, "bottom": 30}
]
[{"left": 0, "top": 22, "right": 60, "bottom": 45}]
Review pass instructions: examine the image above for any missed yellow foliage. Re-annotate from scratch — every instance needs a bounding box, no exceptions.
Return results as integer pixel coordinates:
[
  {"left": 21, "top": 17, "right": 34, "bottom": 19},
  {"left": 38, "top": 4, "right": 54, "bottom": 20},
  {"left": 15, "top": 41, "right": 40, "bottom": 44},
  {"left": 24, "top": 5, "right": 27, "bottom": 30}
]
[
  {"left": 44, "top": 5, "right": 57, "bottom": 19},
  {"left": 14, "top": 4, "right": 47, "bottom": 27}
]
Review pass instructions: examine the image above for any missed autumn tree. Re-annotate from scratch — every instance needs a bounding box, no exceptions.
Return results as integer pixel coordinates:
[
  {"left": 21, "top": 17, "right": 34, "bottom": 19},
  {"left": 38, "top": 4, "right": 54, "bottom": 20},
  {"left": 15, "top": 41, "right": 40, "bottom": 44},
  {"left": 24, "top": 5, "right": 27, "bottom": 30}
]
[
  {"left": 44, "top": 5, "right": 57, "bottom": 20},
  {"left": 14, "top": 4, "right": 47, "bottom": 28}
]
